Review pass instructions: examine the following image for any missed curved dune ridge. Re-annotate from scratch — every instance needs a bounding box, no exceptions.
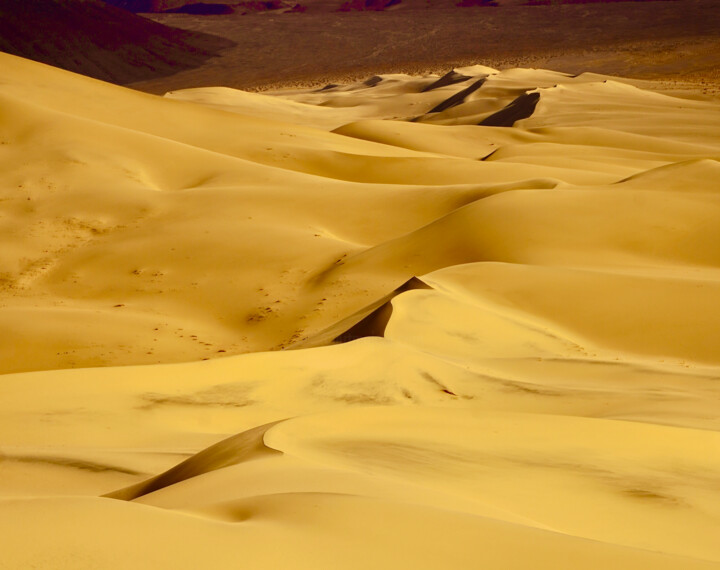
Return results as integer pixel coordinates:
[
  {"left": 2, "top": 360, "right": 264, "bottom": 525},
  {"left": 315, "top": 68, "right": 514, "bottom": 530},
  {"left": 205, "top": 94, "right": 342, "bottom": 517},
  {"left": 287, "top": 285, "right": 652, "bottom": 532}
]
[{"left": 1, "top": 52, "right": 720, "bottom": 567}]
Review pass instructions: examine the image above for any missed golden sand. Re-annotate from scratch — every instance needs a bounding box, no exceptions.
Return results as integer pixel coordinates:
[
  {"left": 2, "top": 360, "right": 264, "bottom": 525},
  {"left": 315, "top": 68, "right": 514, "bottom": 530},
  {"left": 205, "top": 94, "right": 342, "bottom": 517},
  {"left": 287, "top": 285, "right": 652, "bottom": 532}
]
[{"left": 1, "top": 52, "right": 720, "bottom": 568}]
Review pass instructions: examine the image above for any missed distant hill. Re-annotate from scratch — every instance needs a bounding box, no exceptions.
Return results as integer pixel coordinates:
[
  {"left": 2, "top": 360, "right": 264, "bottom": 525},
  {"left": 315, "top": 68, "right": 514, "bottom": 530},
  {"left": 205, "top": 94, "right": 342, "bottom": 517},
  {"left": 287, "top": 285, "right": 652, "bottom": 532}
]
[
  {"left": 101, "top": 0, "right": 190, "bottom": 11},
  {"left": 102, "top": 0, "right": 231, "bottom": 11},
  {"left": 163, "top": 3, "right": 235, "bottom": 13},
  {"left": 102, "top": 0, "right": 305, "bottom": 13},
  {"left": 102, "top": 0, "right": 676, "bottom": 11},
  {"left": 337, "top": 0, "right": 402, "bottom": 11},
  {"left": 0, "top": 0, "right": 234, "bottom": 84}
]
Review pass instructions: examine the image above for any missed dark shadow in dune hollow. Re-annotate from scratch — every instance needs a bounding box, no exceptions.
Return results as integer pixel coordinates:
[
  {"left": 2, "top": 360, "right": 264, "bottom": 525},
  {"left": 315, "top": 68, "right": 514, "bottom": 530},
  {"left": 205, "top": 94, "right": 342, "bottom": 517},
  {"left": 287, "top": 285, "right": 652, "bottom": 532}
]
[{"left": 479, "top": 91, "right": 540, "bottom": 126}]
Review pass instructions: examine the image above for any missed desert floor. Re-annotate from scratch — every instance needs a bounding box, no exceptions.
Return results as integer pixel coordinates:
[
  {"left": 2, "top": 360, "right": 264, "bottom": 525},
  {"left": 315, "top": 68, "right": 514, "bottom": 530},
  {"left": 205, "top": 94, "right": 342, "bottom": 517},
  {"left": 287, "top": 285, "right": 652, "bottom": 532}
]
[
  {"left": 1, "top": 48, "right": 720, "bottom": 568},
  {"left": 131, "top": 0, "right": 720, "bottom": 94}
]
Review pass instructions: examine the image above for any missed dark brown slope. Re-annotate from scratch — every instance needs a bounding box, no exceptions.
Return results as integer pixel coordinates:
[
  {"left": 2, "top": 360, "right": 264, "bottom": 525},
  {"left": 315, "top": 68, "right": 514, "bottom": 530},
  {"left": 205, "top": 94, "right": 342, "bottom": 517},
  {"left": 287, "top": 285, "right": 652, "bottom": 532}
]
[
  {"left": 102, "top": 1, "right": 301, "bottom": 14},
  {"left": 0, "top": 0, "right": 234, "bottom": 84},
  {"left": 102, "top": 0, "right": 220, "bottom": 11}
]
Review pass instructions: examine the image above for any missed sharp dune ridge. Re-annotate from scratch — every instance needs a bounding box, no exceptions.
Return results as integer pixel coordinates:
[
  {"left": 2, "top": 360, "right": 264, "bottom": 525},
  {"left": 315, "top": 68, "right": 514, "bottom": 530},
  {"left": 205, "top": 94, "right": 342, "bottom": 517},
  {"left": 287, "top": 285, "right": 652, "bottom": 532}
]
[{"left": 2, "top": 51, "right": 720, "bottom": 568}]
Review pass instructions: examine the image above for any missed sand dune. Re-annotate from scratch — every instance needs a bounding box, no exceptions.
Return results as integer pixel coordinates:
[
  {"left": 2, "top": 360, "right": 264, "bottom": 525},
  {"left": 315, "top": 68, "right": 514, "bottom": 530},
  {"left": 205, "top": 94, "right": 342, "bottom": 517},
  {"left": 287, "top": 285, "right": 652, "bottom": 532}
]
[{"left": 2, "top": 52, "right": 720, "bottom": 567}]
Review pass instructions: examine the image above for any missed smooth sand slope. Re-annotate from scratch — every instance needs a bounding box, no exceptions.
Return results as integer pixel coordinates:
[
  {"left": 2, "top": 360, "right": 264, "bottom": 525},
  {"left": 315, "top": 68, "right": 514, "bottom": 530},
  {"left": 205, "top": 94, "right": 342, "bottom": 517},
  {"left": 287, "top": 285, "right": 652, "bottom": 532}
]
[{"left": 1, "top": 52, "right": 720, "bottom": 568}]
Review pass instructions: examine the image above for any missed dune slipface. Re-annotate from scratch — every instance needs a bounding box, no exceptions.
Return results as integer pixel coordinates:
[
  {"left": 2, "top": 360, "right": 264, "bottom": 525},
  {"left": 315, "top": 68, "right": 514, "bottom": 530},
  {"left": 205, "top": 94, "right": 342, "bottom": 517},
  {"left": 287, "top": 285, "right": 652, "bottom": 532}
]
[{"left": 1, "top": 52, "right": 720, "bottom": 568}]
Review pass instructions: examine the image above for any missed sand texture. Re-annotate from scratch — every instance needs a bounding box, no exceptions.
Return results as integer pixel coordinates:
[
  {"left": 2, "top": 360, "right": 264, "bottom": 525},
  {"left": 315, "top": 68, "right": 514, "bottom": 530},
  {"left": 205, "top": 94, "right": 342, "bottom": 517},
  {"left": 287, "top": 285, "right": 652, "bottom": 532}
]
[{"left": 1, "top": 52, "right": 720, "bottom": 568}]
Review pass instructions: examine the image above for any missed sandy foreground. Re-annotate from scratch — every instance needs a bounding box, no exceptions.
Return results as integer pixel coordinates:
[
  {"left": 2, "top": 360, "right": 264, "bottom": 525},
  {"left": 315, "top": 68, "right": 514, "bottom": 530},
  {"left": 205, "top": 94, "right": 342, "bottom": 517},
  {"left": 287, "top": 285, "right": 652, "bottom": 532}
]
[{"left": 1, "top": 51, "right": 720, "bottom": 568}]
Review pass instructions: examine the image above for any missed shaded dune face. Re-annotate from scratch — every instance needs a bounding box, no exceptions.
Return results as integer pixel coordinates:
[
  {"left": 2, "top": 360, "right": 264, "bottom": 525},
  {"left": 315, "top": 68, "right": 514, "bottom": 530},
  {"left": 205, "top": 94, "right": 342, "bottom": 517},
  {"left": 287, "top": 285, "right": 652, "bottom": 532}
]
[
  {"left": 479, "top": 91, "right": 541, "bottom": 126},
  {"left": 105, "top": 420, "right": 284, "bottom": 500},
  {"left": 2, "top": 53, "right": 720, "bottom": 568},
  {"left": 421, "top": 70, "right": 474, "bottom": 93},
  {"left": 291, "top": 276, "right": 433, "bottom": 348},
  {"left": 427, "top": 77, "right": 488, "bottom": 113}
]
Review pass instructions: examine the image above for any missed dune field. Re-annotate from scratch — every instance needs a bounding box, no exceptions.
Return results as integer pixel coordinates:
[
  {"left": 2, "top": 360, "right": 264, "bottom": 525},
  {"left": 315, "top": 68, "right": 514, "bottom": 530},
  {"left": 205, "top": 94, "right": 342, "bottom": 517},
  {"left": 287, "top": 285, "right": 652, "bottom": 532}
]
[{"left": 1, "top": 50, "right": 720, "bottom": 568}]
